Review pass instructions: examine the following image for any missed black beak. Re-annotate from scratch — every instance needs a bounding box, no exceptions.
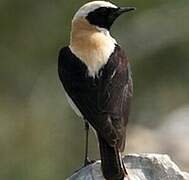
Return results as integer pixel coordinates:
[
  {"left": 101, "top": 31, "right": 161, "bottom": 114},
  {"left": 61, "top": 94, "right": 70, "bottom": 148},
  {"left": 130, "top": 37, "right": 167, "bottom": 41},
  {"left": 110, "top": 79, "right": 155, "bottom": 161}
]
[
  {"left": 105, "top": 6, "right": 136, "bottom": 30},
  {"left": 110, "top": 7, "right": 136, "bottom": 23},
  {"left": 116, "top": 7, "right": 136, "bottom": 15}
]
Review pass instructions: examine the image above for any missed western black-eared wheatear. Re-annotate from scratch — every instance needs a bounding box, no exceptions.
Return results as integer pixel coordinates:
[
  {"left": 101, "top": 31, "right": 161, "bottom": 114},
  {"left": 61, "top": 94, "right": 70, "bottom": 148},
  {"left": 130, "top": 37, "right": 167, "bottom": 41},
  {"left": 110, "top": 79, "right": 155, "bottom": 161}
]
[{"left": 58, "top": 1, "right": 135, "bottom": 179}]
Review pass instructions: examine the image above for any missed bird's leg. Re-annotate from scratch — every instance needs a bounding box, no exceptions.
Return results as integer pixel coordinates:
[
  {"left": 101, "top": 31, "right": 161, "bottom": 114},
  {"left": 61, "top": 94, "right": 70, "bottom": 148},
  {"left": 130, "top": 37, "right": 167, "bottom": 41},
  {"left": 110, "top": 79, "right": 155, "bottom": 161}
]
[
  {"left": 84, "top": 121, "right": 90, "bottom": 166},
  {"left": 121, "top": 157, "right": 128, "bottom": 176},
  {"left": 84, "top": 120, "right": 95, "bottom": 166}
]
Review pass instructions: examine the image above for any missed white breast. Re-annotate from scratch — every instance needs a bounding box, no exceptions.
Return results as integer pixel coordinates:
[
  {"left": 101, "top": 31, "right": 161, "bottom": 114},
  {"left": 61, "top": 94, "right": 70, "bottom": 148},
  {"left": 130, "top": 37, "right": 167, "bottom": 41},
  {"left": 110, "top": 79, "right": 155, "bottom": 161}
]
[{"left": 70, "top": 21, "right": 117, "bottom": 78}]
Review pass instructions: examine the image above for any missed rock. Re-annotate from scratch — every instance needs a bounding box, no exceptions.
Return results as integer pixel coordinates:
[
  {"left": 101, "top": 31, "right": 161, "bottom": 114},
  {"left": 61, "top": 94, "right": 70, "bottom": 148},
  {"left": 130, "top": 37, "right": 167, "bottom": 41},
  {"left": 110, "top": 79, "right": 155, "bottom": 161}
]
[
  {"left": 184, "top": 173, "right": 189, "bottom": 179},
  {"left": 67, "top": 154, "right": 189, "bottom": 180}
]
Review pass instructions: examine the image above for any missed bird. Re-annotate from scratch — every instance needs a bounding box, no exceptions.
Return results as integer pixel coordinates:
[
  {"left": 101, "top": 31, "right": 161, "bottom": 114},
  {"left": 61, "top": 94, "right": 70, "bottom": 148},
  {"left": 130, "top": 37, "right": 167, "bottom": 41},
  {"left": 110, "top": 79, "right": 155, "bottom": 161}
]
[{"left": 58, "top": 1, "right": 135, "bottom": 180}]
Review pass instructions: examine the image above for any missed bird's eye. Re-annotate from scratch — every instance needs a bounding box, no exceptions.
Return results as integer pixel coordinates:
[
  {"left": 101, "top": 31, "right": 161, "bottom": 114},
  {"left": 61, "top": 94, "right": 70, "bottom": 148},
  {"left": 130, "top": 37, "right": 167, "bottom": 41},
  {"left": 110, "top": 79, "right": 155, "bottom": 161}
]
[{"left": 99, "top": 7, "right": 108, "bottom": 15}]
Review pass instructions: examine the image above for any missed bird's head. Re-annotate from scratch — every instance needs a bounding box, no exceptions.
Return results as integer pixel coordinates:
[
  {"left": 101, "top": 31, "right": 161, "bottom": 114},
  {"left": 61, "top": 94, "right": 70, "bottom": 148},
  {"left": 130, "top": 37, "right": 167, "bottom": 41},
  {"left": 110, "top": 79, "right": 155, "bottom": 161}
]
[
  {"left": 72, "top": 1, "right": 136, "bottom": 31},
  {"left": 70, "top": 1, "right": 135, "bottom": 77}
]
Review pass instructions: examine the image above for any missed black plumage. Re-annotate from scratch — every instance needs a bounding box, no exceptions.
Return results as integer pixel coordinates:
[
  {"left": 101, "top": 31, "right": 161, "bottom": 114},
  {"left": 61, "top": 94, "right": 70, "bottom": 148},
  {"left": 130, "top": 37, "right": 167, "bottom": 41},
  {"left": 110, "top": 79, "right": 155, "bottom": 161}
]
[
  {"left": 58, "top": 45, "right": 133, "bottom": 179},
  {"left": 86, "top": 7, "right": 120, "bottom": 30}
]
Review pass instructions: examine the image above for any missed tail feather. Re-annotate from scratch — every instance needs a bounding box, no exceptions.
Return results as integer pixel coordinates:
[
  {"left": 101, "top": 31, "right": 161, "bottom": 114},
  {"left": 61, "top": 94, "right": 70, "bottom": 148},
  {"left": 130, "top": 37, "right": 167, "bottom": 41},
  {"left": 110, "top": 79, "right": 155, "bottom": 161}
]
[{"left": 98, "top": 134, "right": 126, "bottom": 180}]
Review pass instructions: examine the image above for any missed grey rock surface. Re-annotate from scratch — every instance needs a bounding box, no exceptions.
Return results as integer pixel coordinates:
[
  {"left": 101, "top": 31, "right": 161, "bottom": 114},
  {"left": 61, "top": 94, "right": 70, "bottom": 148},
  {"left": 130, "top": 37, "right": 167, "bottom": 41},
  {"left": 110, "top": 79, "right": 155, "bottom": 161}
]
[
  {"left": 184, "top": 173, "right": 189, "bottom": 179},
  {"left": 67, "top": 154, "right": 189, "bottom": 180}
]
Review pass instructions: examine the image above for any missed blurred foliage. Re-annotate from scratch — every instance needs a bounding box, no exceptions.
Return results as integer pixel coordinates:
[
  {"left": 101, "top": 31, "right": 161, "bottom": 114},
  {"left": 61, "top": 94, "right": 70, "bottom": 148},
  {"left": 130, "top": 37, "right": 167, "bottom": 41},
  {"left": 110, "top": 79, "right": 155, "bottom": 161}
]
[{"left": 0, "top": 0, "right": 189, "bottom": 179}]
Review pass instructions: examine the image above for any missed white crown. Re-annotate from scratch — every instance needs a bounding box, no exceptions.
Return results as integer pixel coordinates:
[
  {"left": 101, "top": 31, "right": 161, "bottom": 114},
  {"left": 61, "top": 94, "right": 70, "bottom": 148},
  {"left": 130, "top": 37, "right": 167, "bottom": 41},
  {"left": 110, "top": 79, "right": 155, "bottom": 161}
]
[{"left": 73, "top": 1, "right": 117, "bottom": 21}]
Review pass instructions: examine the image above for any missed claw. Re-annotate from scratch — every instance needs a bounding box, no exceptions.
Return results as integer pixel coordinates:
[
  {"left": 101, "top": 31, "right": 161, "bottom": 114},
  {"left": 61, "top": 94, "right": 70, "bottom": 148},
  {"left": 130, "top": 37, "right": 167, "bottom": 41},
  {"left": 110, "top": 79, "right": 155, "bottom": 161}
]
[{"left": 84, "top": 157, "right": 96, "bottom": 166}]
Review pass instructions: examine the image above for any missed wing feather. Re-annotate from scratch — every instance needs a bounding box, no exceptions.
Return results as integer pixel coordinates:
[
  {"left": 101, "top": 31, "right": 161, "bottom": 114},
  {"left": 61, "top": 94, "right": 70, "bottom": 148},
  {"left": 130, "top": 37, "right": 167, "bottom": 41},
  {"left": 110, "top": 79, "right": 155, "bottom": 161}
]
[
  {"left": 98, "top": 46, "right": 132, "bottom": 151},
  {"left": 58, "top": 46, "right": 132, "bottom": 151}
]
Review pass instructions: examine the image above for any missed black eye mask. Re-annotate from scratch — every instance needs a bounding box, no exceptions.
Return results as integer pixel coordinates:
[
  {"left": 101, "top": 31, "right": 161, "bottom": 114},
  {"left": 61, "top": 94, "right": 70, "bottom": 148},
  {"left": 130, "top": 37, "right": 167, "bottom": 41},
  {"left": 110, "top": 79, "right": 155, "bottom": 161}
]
[{"left": 86, "top": 7, "right": 118, "bottom": 30}]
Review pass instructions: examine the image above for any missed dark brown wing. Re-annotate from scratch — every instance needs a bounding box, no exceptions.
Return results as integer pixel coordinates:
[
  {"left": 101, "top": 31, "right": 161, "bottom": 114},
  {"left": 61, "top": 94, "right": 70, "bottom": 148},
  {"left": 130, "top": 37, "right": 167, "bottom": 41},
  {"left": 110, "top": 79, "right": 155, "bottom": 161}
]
[
  {"left": 98, "top": 45, "right": 133, "bottom": 151},
  {"left": 58, "top": 45, "right": 132, "bottom": 151}
]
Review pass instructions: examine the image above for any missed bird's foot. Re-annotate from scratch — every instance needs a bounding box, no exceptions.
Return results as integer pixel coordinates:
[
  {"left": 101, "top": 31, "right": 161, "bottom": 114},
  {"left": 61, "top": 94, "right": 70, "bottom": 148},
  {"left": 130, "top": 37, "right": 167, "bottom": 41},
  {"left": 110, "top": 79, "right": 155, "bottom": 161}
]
[{"left": 84, "top": 157, "right": 96, "bottom": 166}]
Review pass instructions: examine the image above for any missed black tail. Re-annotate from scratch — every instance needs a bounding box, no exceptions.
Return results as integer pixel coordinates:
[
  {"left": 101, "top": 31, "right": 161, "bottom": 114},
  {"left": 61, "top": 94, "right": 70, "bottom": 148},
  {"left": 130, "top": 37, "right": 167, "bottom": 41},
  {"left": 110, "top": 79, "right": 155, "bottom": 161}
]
[{"left": 98, "top": 134, "right": 126, "bottom": 180}]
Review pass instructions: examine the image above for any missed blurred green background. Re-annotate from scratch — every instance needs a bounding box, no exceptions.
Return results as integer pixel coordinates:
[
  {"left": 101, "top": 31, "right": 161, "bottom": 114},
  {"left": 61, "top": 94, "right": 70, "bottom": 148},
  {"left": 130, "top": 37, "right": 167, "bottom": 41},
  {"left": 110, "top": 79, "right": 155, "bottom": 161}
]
[{"left": 0, "top": 0, "right": 189, "bottom": 179}]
